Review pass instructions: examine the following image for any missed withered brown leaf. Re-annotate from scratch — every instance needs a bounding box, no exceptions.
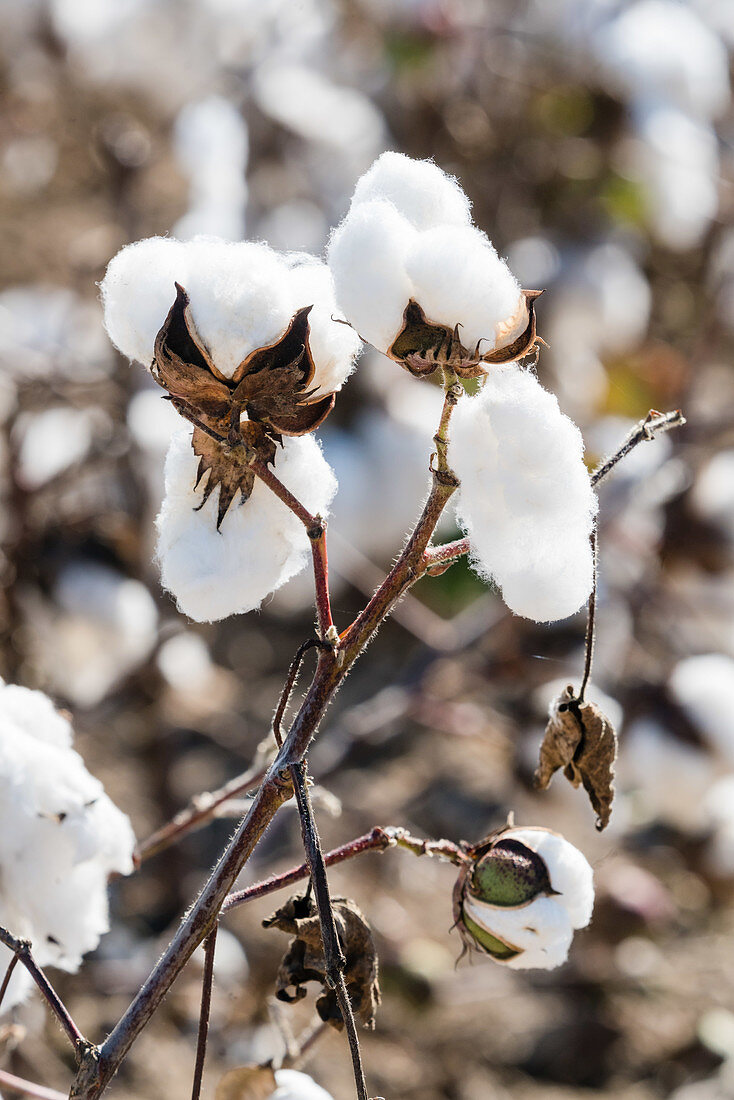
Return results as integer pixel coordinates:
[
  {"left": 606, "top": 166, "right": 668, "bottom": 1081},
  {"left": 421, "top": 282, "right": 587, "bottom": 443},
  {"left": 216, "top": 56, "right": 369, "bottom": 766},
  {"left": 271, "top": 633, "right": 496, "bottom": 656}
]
[
  {"left": 534, "top": 685, "right": 618, "bottom": 831},
  {"left": 214, "top": 1065, "right": 277, "bottom": 1100},
  {"left": 151, "top": 286, "right": 336, "bottom": 526},
  {"left": 386, "top": 290, "right": 544, "bottom": 378},
  {"left": 263, "top": 893, "right": 380, "bottom": 1031}
]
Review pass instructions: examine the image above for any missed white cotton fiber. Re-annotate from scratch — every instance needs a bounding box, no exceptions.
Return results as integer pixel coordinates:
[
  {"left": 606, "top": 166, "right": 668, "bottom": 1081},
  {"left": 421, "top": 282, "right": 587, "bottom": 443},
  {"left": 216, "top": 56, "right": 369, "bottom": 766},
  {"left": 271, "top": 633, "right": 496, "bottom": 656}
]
[
  {"left": 327, "top": 198, "right": 417, "bottom": 352},
  {"left": 450, "top": 366, "right": 597, "bottom": 621},
  {"left": 156, "top": 427, "right": 337, "bottom": 622},
  {"left": 0, "top": 682, "right": 135, "bottom": 1011},
  {"left": 350, "top": 151, "right": 472, "bottom": 231},
  {"left": 272, "top": 1069, "right": 335, "bottom": 1100},
  {"left": 327, "top": 154, "right": 524, "bottom": 356},
  {"left": 101, "top": 236, "right": 360, "bottom": 392}
]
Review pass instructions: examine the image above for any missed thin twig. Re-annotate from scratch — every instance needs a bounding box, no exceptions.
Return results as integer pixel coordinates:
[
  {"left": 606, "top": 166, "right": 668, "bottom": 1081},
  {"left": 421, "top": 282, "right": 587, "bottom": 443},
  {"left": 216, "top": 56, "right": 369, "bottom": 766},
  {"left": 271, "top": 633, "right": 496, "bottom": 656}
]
[
  {"left": 273, "top": 640, "right": 332, "bottom": 749},
  {"left": 134, "top": 761, "right": 271, "bottom": 865},
  {"left": 251, "top": 458, "right": 317, "bottom": 529},
  {"left": 578, "top": 527, "right": 598, "bottom": 703},
  {"left": 0, "top": 953, "right": 20, "bottom": 1013},
  {"left": 308, "top": 519, "right": 335, "bottom": 638},
  {"left": 289, "top": 760, "right": 368, "bottom": 1100},
  {"left": 0, "top": 1069, "right": 67, "bottom": 1100},
  {"left": 0, "top": 927, "right": 87, "bottom": 1058},
  {"left": 591, "top": 408, "right": 685, "bottom": 487},
  {"left": 190, "top": 927, "right": 217, "bottom": 1100},
  {"left": 281, "top": 1019, "right": 330, "bottom": 1069},
  {"left": 422, "top": 536, "right": 471, "bottom": 573}
]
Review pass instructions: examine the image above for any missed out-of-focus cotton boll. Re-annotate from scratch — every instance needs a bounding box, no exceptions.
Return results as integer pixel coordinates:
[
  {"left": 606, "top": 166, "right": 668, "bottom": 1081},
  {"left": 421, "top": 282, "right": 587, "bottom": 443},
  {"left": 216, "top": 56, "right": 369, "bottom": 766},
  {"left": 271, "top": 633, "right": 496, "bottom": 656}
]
[
  {"left": 633, "top": 105, "right": 719, "bottom": 251},
  {"left": 14, "top": 406, "right": 97, "bottom": 489},
  {"left": 102, "top": 236, "right": 359, "bottom": 392},
  {"left": 127, "top": 386, "right": 181, "bottom": 457},
  {"left": 0, "top": 681, "right": 135, "bottom": 1010},
  {"left": 350, "top": 151, "right": 471, "bottom": 231},
  {"left": 253, "top": 64, "right": 384, "bottom": 170},
  {"left": 451, "top": 367, "right": 597, "bottom": 622},
  {"left": 620, "top": 719, "right": 716, "bottom": 831},
  {"left": 506, "top": 236, "right": 561, "bottom": 290},
  {"left": 157, "top": 427, "right": 337, "bottom": 622},
  {"left": 691, "top": 450, "right": 734, "bottom": 540},
  {"left": 27, "top": 562, "right": 158, "bottom": 709},
  {"left": 0, "top": 287, "right": 112, "bottom": 381},
  {"left": 271, "top": 1070, "right": 335, "bottom": 1100},
  {"left": 669, "top": 655, "right": 734, "bottom": 767},
  {"left": 327, "top": 153, "right": 524, "bottom": 357},
  {"left": 595, "top": 0, "right": 730, "bottom": 121},
  {"left": 172, "top": 95, "right": 248, "bottom": 242},
  {"left": 704, "top": 776, "right": 734, "bottom": 876}
]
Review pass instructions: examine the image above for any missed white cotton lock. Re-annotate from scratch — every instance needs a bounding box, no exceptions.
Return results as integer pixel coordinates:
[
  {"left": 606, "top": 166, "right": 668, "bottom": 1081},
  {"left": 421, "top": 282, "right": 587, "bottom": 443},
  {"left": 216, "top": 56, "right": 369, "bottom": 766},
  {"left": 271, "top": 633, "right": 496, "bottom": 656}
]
[
  {"left": 156, "top": 427, "right": 337, "bottom": 622},
  {"left": 101, "top": 236, "right": 361, "bottom": 394},
  {"left": 0, "top": 681, "right": 135, "bottom": 1013},
  {"left": 458, "top": 826, "right": 594, "bottom": 971},
  {"left": 271, "top": 1069, "right": 335, "bottom": 1100},
  {"left": 450, "top": 365, "right": 597, "bottom": 622},
  {"left": 327, "top": 152, "right": 525, "bottom": 357}
]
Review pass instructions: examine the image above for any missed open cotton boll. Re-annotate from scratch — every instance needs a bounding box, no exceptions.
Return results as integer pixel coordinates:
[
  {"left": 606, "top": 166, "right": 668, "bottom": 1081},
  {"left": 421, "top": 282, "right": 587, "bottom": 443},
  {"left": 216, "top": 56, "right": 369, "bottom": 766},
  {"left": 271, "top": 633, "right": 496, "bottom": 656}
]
[
  {"left": 451, "top": 366, "right": 596, "bottom": 621},
  {"left": 595, "top": 0, "right": 730, "bottom": 120},
  {"left": 272, "top": 1070, "right": 335, "bottom": 1100},
  {"left": 669, "top": 655, "right": 734, "bottom": 766},
  {"left": 0, "top": 682, "right": 134, "bottom": 996},
  {"left": 405, "top": 225, "right": 524, "bottom": 353},
  {"left": 327, "top": 198, "right": 417, "bottom": 352},
  {"left": 157, "top": 427, "right": 337, "bottom": 622},
  {"left": 350, "top": 151, "right": 472, "bottom": 231}
]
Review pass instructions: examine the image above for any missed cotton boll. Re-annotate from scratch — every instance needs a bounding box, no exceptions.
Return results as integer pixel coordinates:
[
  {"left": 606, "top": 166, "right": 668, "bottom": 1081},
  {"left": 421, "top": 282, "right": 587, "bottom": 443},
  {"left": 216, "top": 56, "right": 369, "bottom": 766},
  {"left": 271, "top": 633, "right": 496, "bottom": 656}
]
[
  {"left": 350, "top": 151, "right": 472, "bottom": 230},
  {"left": 620, "top": 719, "right": 716, "bottom": 831},
  {"left": 157, "top": 427, "right": 337, "bottom": 622},
  {"left": 272, "top": 1070, "right": 335, "bottom": 1100},
  {"left": 669, "top": 655, "right": 734, "bottom": 767},
  {"left": 451, "top": 367, "right": 596, "bottom": 622},
  {"left": 405, "top": 225, "right": 524, "bottom": 352},
  {"left": 327, "top": 198, "right": 417, "bottom": 352},
  {"left": 508, "top": 827, "right": 595, "bottom": 928},
  {"left": 595, "top": 0, "right": 730, "bottom": 121},
  {"left": 0, "top": 682, "right": 134, "bottom": 984},
  {"left": 284, "top": 255, "right": 362, "bottom": 394}
]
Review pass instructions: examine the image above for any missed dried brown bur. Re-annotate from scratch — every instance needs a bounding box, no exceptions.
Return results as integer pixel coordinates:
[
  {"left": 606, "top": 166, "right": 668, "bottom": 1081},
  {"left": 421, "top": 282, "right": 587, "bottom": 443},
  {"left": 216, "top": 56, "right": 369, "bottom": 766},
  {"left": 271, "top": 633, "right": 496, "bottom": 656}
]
[
  {"left": 535, "top": 685, "right": 618, "bottom": 831},
  {"left": 214, "top": 1065, "right": 277, "bottom": 1100},
  {"left": 387, "top": 290, "right": 544, "bottom": 379},
  {"left": 152, "top": 284, "right": 336, "bottom": 528},
  {"left": 263, "top": 893, "right": 380, "bottom": 1031}
]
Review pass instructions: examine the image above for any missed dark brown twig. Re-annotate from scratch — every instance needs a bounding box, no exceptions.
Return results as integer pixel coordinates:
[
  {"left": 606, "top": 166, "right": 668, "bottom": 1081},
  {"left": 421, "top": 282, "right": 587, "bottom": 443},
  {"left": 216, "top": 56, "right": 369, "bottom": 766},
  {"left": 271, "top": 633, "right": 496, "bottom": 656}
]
[
  {"left": 578, "top": 527, "right": 598, "bottom": 703},
  {"left": 289, "top": 760, "right": 368, "bottom": 1100},
  {"left": 272, "top": 639, "right": 332, "bottom": 749},
  {"left": 0, "top": 952, "right": 20, "bottom": 1013},
  {"left": 190, "top": 927, "right": 217, "bottom": 1100},
  {"left": 0, "top": 927, "right": 87, "bottom": 1058}
]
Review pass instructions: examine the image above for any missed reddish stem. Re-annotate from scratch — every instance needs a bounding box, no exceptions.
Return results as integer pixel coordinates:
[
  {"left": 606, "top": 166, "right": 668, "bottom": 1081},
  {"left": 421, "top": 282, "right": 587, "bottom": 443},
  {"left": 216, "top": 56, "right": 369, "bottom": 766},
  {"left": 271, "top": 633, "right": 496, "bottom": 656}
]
[
  {"left": 309, "top": 521, "right": 334, "bottom": 637},
  {"left": 251, "top": 459, "right": 317, "bottom": 528},
  {"left": 422, "top": 537, "right": 471, "bottom": 571}
]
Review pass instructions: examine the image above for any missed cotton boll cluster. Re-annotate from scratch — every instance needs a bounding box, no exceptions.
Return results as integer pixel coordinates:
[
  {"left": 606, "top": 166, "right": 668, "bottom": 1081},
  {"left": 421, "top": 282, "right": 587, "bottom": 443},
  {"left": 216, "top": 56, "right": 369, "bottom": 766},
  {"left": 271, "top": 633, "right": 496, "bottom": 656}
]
[
  {"left": 450, "top": 366, "right": 597, "bottom": 622},
  {"left": 172, "top": 96, "right": 249, "bottom": 242},
  {"left": 457, "top": 827, "right": 594, "bottom": 970},
  {"left": 157, "top": 427, "right": 337, "bottom": 622},
  {"left": 102, "top": 236, "right": 360, "bottom": 395},
  {"left": 327, "top": 152, "right": 525, "bottom": 356},
  {"left": 0, "top": 680, "right": 135, "bottom": 1012},
  {"left": 24, "top": 561, "right": 159, "bottom": 708}
]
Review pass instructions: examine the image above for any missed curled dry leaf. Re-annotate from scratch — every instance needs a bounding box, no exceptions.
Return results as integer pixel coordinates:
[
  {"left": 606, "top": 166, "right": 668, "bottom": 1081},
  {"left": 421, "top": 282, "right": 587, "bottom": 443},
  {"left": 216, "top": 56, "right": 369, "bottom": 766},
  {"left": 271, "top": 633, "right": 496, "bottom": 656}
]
[
  {"left": 152, "top": 285, "right": 335, "bottom": 527},
  {"left": 214, "top": 1065, "right": 277, "bottom": 1100},
  {"left": 535, "top": 685, "right": 618, "bottom": 830},
  {"left": 387, "top": 290, "right": 544, "bottom": 379},
  {"left": 263, "top": 893, "right": 380, "bottom": 1031}
]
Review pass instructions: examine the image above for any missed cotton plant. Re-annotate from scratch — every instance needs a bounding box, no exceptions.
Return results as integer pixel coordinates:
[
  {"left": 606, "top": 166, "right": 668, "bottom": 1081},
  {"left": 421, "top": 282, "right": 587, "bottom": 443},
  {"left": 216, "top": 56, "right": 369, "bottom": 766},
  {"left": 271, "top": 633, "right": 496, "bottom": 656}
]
[
  {"left": 0, "top": 679, "right": 135, "bottom": 1013},
  {"left": 2, "top": 153, "right": 685, "bottom": 1100}
]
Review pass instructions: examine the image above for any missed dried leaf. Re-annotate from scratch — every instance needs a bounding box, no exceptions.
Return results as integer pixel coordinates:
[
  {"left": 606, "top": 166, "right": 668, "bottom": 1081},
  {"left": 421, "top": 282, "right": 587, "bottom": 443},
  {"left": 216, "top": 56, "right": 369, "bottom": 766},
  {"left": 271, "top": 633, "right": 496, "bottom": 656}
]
[
  {"left": 263, "top": 893, "right": 380, "bottom": 1031},
  {"left": 151, "top": 289, "right": 337, "bottom": 526},
  {"left": 214, "top": 1065, "right": 277, "bottom": 1100},
  {"left": 480, "top": 290, "right": 544, "bottom": 365},
  {"left": 534, "top": 685, "right": 618, "bottom": 830}
]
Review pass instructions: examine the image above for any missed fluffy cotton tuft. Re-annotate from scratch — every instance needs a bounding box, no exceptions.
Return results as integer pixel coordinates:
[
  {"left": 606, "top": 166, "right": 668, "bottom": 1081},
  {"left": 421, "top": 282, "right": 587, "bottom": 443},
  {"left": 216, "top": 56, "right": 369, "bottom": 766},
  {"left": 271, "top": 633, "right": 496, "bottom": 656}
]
[
  {"left": 0, "top": 681, "right": 135, "bottom": 1012},
  {"left": 464, "top": 827, "right": 594, "bottom": 970},
  {"left": 450, "top": 367, "right": 597, "bottom": 621},
  {"left": 156, "top": 427, "right": 337, "bottom": 622},
  {"left": 327, "top": 153, "right": 524, "bottom": 355},
  {"left": 101, "top": 236, "right": 360, "bottom": 394},
  {"left": 272, "top": 1070, "right": 335, "bottom": 1100}
]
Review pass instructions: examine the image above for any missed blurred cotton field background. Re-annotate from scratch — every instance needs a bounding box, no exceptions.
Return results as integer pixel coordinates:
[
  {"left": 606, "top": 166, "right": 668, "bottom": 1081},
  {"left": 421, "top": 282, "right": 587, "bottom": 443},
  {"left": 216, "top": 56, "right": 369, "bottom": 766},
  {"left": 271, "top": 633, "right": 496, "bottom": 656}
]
[{"left": 1, "top": 1, "right": 734, "bottom": 1098}]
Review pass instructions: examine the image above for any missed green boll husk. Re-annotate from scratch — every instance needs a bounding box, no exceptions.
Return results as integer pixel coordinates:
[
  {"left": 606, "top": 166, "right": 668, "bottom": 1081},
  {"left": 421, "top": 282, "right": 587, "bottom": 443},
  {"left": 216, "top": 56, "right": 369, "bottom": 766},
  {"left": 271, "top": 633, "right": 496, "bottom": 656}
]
[
  {"left": 470, "top": 837, "right": 553, "bottom": 907},
  {"left": 461, "top": 911, "right": 519, "bottom": 960}
]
